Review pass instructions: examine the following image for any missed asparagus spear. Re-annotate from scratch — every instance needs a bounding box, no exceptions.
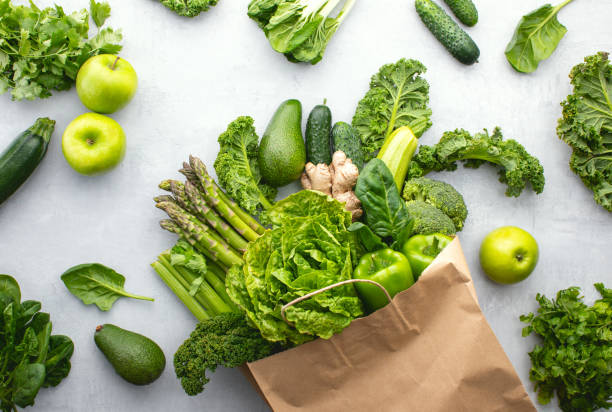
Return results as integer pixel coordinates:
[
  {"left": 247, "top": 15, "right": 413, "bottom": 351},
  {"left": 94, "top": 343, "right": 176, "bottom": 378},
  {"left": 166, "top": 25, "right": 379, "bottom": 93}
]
[
  {"left": 184, "top": 180, "right": 248, "bottom": 253},
  {"left": 156, "top": 201, "right": 243, "bottom": 267},
  {"left": 187, "top": 156, "right": 263, "bottom": 240}
]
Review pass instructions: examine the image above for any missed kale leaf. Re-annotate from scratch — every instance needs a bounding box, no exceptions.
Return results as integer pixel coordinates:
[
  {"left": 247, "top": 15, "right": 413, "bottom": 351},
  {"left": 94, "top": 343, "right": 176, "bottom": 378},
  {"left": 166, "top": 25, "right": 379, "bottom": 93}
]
[
  {"left": 521, "top": 284, "right": 612, "bottom": 412},
  {"left": 407, "top": 127, "right": 545, "bottom": 197},
  {"left": 352, "top": 58, "right": 432, "bottom": 159},
  {"left": 0, "top": 0, "right": 122, "bottom": 101},
  {"left": 159, "top": 0, "right": 220, "bottom": 18},
  {"left": 557, "top": 52, "right": 612, "bottom": 212},
  {"left": 214, "top": 116, "right": 277, "bottom": 216}
]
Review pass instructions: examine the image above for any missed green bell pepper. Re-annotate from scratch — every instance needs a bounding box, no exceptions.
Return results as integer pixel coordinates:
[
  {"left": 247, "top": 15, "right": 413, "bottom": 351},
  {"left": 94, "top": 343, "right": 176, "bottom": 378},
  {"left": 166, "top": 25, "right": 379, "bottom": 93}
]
[
  {"left": 353, "top": 248, "right": 414, "bottom": 312},
  {"left": 402, "top": 234, "right": 453, "bottom": 280}
]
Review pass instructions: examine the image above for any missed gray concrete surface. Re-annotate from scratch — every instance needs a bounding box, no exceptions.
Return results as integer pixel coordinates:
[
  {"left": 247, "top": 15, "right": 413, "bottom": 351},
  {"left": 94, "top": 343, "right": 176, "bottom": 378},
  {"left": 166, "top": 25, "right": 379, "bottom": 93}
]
[{"left": 0, "top": 0, "right": 610, "bottom": 410}]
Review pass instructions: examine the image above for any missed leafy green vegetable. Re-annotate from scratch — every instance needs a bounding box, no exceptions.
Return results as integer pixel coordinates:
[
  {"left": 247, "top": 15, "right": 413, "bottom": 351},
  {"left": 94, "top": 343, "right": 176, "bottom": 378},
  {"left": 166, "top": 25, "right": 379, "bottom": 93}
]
[
  {"left": 407, "top": 127, "right": 545, "bottom": 197},
  {"left": 174, "top": 312, "right": 280, "bottom": 396},
  {"left": 505, "top": 0, "right": 575, "bottom": 73},
  {"left": 404, "top": 200, "right": 456, "bottom": 236},
  {"left": 226, "top": 190, "right": 363, "bottom": 345},
  {"left": 348, "top": 222, "right": 387, "bottom": 254},
  {"left": 0, "top": 275, "right": 74, "bottom": 412},
  {"left": 402, "top": 177, "right": 467, "bottom": 230},
  {"left": 352, "top": 59, "right": 432, "bottom": 159},
  {"left": 521, "top": 283, "right": 612, "bottom": 412},
  {"left": 61, "top": 263, "right": 154, "bottom": 311},
  {"left": 159, "top": 0, "right": 220, "bottom": 17},
  {"left": 557, "top": 52, "right": 612, "bottom": 212},
  {"left": 0, "top": 0, "right": 122, "bottom": 101},
  {"left": 355, "top": 159, "right": 413, "bottom": 248},
  {"left": 214, "top": 116, "right": 277, "bottom": 216},
  {"left": 247, "top": 0, "right": 356, "bottom": 64}
]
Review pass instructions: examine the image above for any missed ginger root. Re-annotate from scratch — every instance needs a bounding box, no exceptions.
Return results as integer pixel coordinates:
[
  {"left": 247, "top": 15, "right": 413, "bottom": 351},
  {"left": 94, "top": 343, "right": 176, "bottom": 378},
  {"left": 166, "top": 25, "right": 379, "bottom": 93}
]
[{"left": 301, "top": 151, "right": 363, "bottom": 221}]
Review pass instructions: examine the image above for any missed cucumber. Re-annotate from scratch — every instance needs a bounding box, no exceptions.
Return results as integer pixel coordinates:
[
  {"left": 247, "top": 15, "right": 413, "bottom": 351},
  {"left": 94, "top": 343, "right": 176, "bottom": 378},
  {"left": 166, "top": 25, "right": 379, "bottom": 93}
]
[
  {"left": 415, "top": 0, "right": 480, "bottom": 65},
  {"left": 0, "top": 118, "right": 55, "bottom": 205},
  {"left": 305, "top": 104, "right": 332, "bottom": 165},
  {"left": 331, "top": 122, "right": 364, "bottom": 170},
  {"left": 443, "top": 0, "right": 478, "bottom": 27}
]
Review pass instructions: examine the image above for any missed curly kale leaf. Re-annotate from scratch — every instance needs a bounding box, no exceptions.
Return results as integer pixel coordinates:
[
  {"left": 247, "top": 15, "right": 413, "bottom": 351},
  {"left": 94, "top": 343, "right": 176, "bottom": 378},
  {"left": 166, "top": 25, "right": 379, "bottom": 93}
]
[
  {"left": 407, "top": 128, "right": 545, "bottom": 197},
  {"left": 520, "top": 284, "right": 612, "bottom": 412},
  {"left": 352, "top": 58, "right": 432, "bottom": 159},
  {"left": 213, "top": 116, "right": 276, "bottom": 216},
  {"left": 174, "top": 312, "right": 280, "bottom": 396},
  {"left": 0, "top": 0, "right": 122, "bottom": 101},
  {"left": 557, "top": 52, "right": 612, "bottom": 212},
  {"left": 159, "top": 0, "right": 219, "bottom": 17}
]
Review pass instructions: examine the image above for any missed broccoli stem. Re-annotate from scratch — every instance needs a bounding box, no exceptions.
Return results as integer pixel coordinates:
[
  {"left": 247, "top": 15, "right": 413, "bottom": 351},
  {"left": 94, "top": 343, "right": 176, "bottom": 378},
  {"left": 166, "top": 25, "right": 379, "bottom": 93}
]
[{"left": 151, "top": 261, "right": 209, "bottom": 321}]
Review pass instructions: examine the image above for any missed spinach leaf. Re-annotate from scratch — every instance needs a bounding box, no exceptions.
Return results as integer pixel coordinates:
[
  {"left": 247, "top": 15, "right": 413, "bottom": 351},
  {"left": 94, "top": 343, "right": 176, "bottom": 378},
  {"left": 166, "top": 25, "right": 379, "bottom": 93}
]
[
  {"left": 505, "top": 0, "right": 575, "bottom": 73},
  {"left": 43, "top": 335, "right": 74, "bottom": 387},
  {"left": 348, "top": 222, "right": 386, "bottom": 253},
  {"left": 61, "top": 263, "right": 154, "bottom": 311},
  {"left": 0, "top": 274, "right": 21, "bottom": 304},
  {"left": 355, "top": 159, "right": 413, "bottom": 244},
  {"left": 12, "top": 363, "right": 46, "bottom": 407}
]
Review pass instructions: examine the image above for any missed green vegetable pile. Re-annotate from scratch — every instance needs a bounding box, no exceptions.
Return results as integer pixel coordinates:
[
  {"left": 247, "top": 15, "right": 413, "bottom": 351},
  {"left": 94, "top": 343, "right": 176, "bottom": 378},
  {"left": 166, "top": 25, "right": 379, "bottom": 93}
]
[
  {"left": 247, "top": 0, "right": 356, "bottom": 64},
  {"left": 0, "top": 0, "right": 122, "bottom": 100},
  {"left": 352, "top": 58, "right": 432, "bottom": 158},
  {"left": 557, "top": 52, "right": 612, "bottom": 212},
  {"left": 0, "top": 275, "right": 74, "bottom": 412},
  {"left": 159, "top": 0, "right": 220, "bottom": 17},
  {"left": 521, "top": 283, "right": 612, "bottom": 412},
  {"left": 407, "top": 127, "right": 545, "bottom": 197},
  {"left": 174, "top": 312, "right": 279, "bottom": 396},
  {"left": 226, "top": 190, "right": 363, "bottom": 345}
]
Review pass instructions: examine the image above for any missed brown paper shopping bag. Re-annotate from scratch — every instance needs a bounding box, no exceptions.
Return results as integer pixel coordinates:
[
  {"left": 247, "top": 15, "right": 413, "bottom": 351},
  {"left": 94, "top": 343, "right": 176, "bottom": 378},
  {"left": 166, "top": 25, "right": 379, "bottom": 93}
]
[{"left": 244, "top": 238, "right": 536, "bottom": 412}]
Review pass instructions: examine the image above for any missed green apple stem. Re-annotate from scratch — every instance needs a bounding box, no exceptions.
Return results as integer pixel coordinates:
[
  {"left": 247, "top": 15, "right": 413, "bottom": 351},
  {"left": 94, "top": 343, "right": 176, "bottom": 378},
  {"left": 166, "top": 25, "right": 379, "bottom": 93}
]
[{"left": 110, "top": 56, "right": 120, "bottom": 71}]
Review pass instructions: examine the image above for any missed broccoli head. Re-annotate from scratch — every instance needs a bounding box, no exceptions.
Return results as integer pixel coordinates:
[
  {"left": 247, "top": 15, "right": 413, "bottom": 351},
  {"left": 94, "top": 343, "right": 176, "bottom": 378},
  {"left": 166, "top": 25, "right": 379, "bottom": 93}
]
[
  {"left": 405, "top": 200, "right": 456, "bottom": 236},
  {"left": 402, "top": 177, "right": 467, "bottom": 230},
  {"left": 406, "top": 127, "right": 545, "bottom": 197},
  {"left": 174, "top": 312, "right": 280, "bottom": 396}
]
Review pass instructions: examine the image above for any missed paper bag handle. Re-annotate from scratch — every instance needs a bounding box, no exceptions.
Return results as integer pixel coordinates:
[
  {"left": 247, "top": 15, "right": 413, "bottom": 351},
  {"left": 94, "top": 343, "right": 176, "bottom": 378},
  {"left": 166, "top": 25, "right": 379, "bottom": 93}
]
[{"left": 280, "top": 279, "right": 393, "bottom": 326}]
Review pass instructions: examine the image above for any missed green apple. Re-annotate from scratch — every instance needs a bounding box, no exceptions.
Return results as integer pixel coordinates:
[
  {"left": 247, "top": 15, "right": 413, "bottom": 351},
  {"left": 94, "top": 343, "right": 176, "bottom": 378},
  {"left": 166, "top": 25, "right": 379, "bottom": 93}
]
[
  {"left": 479, "top": 226, "right": 539, "bottom": 284},
  {"left": 62, "top": 113, "right": 126, "bottom": 175},
  {"left": 76, "top": 54, "right": 138, "bottom": 114}
]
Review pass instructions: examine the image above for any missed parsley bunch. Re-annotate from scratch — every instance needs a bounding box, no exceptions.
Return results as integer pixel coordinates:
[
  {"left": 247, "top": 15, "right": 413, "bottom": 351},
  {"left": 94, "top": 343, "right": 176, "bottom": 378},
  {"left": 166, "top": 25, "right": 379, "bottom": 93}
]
[
  {"left": 521, "top": 284, "right": 612, "bottom": 412},
  {"left": 0, "top": 0, "right": 122, "bottom": 101}
]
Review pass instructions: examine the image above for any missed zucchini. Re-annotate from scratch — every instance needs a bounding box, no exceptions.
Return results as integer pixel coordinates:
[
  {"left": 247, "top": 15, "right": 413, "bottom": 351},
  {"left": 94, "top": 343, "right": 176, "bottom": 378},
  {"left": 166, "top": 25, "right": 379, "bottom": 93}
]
[
  {"left": 415, "top": 0, "right": 480, "bottom": 65},
  {"left": 305, "top": 104, "right": 332, "bottom": 165},
  {"left": 443, "top": 0, "right": 478, "bottom": 27},
  {"left": 331, "top": 122, "right": 364, "bottom": 170},
  {"left": 0, "top": 118, "right": 55, "bottom": 205}
]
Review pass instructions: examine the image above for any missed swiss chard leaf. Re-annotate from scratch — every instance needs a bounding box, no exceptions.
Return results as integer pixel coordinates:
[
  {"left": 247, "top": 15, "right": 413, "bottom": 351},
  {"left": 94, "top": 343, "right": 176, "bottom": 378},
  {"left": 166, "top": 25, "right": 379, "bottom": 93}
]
[
  {"left": 213, "top": 116, "right": 277, "bottom": 216},
  {"left": 61, "top": 263, "right": 154, "bottom": 311},
  {"left": 355, "top": 159, "right": 413, "bottom": 244},
  {"left": 352, "top": 58, "right": 432, "bottom": 158},
  {"left": 505, "top": 0, "right": 575, "bottom": 73}
]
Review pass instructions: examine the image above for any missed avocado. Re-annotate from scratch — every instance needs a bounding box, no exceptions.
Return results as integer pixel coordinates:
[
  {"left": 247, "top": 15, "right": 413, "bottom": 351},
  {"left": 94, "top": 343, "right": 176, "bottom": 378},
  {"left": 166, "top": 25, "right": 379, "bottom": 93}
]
[
  {"left": 258, "top": 99, "right": 307, "bottom": 187},
  {"left": 94, "top": 324, "right": 165, "bottom": 385}
]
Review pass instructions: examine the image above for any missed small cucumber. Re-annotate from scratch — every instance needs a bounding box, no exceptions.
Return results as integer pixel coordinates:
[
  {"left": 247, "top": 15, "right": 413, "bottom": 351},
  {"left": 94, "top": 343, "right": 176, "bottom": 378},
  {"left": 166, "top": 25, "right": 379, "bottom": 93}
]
[
  {"left": 305, "top": 104, "right": 332, "bottom": 165},
  {"left": 0, "top": 118, "right": 55, "bottom": 205},
  {"left": 331, "top": 122, "right": 364, "bottom": 170},
  {"left": 443, "top": 0, "right": 478, "bottom": 27},
  {"left": 415, "top": 0, "right": 480, "bottom": 65}
]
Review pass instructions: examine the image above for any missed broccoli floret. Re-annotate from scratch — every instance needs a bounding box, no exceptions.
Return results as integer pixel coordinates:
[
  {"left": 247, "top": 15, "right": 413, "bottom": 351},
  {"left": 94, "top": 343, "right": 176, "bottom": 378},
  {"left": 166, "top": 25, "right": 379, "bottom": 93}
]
[
  {"left": 174, "top": 312, "right": 280, "bottom": 396},
  {"left": 402, "top": 177, "right": 468, "bottom": 230},
  {"left": 405, "top": 200, "right": 456, "bottom": 236}
]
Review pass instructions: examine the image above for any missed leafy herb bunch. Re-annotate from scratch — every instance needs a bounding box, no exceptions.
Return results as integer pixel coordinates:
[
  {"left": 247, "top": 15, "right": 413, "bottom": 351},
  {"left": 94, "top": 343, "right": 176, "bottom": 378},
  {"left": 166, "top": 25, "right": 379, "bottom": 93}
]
[
  {"left": 0, "top": 275, "right": 74, "bottom": 412},
  {"left": 0, "top": 0, "right": 122, "bottom": 101},
  {"left": 521, "top": 283, "right": 612, "bottom": 412}
]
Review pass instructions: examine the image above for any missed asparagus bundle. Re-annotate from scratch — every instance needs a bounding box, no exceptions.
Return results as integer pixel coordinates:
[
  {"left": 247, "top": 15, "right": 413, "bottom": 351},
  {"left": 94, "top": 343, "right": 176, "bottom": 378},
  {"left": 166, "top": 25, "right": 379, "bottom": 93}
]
[{"left": 154, "top": 155, "right": 265, "bottom": 269}]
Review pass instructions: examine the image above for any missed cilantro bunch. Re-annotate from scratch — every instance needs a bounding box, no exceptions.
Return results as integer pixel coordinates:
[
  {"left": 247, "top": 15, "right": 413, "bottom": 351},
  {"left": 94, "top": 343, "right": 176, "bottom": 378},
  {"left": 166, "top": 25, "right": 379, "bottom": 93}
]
[
  {"left": 521, "top": 284, "right": 612, "bottom": 412},
  {"left": 0, "top": 0, "right": 122, "bottom": 101}
]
